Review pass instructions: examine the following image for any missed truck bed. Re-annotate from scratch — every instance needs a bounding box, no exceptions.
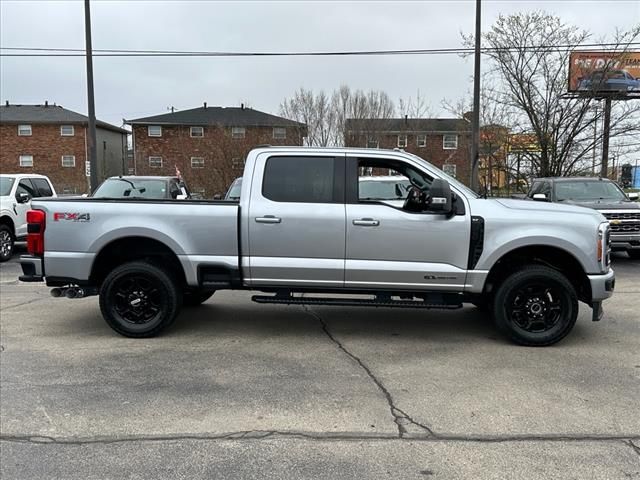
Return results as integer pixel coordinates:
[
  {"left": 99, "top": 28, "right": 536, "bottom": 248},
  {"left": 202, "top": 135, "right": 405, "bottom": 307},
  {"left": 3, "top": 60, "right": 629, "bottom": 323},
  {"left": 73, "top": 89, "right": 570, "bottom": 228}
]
[{"left": 31, "top": 198, "right": 239, "bottom": 286}]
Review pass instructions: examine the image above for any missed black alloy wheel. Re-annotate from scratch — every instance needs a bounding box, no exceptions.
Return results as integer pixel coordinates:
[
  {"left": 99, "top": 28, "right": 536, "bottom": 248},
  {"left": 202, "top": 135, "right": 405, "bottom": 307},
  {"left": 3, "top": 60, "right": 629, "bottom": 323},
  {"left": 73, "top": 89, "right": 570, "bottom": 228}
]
[
  {"left": 99, "top": 262, "right": 181, "bottom": 337},
  {"left": 493, "top": 265, "right": 578, "bottom": 346},
  {"left": 0, "top": 225, "right": 14, "bottom": 262}
]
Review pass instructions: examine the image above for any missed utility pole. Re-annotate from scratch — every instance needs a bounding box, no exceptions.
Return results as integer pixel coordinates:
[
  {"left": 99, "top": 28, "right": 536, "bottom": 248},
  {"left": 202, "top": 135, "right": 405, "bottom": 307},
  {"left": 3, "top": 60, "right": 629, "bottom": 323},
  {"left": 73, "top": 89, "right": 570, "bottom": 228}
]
[
  {"left": 600, "top": 97, "right": 612, "bottom": 179},
  {"left": 84, "top": 0, "right": 98, "bottom": 192},
  {"left": 470, "top": 0, "right": 482, "bottom": 191}
]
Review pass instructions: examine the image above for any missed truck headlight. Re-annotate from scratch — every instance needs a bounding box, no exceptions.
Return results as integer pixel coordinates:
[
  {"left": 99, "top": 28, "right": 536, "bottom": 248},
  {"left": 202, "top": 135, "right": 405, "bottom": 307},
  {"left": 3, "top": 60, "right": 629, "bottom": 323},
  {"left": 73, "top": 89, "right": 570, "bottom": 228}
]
[{"left": 597, "top": 222, "right": 610, "bottom": 271}]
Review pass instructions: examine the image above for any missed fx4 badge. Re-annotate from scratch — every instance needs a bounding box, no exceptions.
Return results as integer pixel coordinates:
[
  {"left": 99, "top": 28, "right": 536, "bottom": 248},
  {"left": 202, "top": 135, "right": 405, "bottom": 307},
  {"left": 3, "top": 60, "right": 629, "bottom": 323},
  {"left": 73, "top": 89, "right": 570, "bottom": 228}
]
[{"left": 53, "top": 212, "right": 91, "bottom": 222}]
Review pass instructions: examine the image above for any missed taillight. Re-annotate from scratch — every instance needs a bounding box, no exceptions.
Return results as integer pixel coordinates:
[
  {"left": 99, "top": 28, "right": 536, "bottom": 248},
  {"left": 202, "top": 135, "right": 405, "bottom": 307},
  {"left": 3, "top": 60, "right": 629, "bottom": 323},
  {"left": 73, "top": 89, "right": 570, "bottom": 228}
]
[{"left": 26, "top": 209, "right": 46, "bottom": 256}]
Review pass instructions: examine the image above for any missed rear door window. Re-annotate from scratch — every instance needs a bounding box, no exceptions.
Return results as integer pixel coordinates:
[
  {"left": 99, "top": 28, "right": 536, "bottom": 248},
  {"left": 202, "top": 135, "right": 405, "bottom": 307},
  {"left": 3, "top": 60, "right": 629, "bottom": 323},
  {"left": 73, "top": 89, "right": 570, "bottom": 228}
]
[
  {"left": 31, "top": 178, "right": 53, "bottom": 197},
  {"left": 262, "top": 156, "right": 341, "bottom": 203}
]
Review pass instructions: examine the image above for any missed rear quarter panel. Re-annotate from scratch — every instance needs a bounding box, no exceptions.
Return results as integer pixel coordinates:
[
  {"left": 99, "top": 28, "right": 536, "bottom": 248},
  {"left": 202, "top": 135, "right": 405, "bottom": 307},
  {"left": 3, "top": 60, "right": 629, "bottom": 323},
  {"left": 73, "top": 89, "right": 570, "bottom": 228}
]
[{"left": 32, "top": 199, "right": 239, "bottom": 285}]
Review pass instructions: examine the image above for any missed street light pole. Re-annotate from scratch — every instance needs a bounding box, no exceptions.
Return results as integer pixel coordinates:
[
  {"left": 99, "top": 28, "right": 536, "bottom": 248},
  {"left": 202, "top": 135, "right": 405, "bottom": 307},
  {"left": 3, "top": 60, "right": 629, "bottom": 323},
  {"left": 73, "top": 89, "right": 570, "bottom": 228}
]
[
  {"left": 470, "top": 0, "right": 482, "bottom": 191},
  {"left": 84, "top": 0, "right": 98, "bottom": 192}
]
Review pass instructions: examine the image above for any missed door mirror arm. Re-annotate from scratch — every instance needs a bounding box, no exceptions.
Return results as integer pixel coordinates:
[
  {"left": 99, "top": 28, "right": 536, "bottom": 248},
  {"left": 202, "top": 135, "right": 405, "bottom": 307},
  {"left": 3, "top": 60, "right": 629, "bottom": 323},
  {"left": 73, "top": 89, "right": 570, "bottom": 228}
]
[{"left": 16, "top": 192, "right": 31, "bottom": 204}]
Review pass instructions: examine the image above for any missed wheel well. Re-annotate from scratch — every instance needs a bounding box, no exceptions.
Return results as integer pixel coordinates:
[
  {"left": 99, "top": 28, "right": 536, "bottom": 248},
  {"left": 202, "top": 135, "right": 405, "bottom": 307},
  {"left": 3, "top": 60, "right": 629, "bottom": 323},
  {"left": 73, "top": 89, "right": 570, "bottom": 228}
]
[
  {"left": 90, "top": 237, "right": 186, "bottom": 287},
  {"left": 484, "top": 245, "right": 591, "bottom": 303},
  {"left": 0, "top": 216, "right": 15, "bottom": 235}
]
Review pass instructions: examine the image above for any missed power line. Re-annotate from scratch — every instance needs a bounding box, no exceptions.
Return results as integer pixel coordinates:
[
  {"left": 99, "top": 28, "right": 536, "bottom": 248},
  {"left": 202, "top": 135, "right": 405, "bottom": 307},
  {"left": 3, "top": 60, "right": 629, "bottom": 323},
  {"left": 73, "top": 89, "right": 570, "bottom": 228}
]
[{"left": 1, "top": 43, "right": 638, "bottom": 57}]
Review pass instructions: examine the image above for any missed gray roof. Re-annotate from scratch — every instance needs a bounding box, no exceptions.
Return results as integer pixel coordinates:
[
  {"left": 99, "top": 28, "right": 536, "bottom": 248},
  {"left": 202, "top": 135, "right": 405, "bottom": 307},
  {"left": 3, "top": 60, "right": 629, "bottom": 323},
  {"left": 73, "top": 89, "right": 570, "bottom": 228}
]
[
  {"left": 126, "top": 106, "right": 306, "bottom": 128},
  {"left": 345, "top": 118, "right": 470, "bottom": 133},
  {"left": 0, "top": 104, "right": 128, "bottom": 134}
]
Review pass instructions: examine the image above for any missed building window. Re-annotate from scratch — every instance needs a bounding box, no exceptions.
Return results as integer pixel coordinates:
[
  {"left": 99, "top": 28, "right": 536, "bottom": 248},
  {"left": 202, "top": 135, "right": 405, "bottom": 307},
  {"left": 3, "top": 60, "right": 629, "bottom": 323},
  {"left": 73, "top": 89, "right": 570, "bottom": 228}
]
[
  {"left": 231, "top": 127, "right": 246, "bottom": 139},
  {"left": 417, "top": 134, "right": 427, "bottom": 148},
  {"left": 62, "top": 187, "right": 77, "bottom": 195},
  {"left": 232, "top": 158, "right": 245, "bottom": 170},
  {"left": 191, "top": 188, "right": 206, "bottom": 199},
  {"left": 148, "top": 156, "right": 163, "bottom": 168},
  {"left": 148, "top": 125, "right": 162, "bottom": 137},
  {"left": 128, "top": 168, "right": 135, "bottom": 175},
  {"left": 443, "top": 134, "right": 458, "bottom": 150},
  {"left": 60, "top": 125, "right": 75, "bottom": 136},
  {"left": 19, "top": 155, "right": 34, "bottom": 167},
  {"left": 190, "top": 126, "right": 204, "bottom": 137},
  {"left": 191, "top": 157, "right": 205, "bottom": 168},
  {"left": 18, "top": 125, "right": 32, "bottom": 136},
  {"left": 442, "top": 164, "right": 457, "bottom": 178},
  {"left": 367, "top": 138, "right": 379, "bottom": 149},
  {"left": 273, "top": 127, "right": 287, "bottom": 139},
  {"left": 61, "top": 155, "right": 76, "bottom": 167},
  {"left": 397, "top": 134, "right": 407, "bottom": 148}
]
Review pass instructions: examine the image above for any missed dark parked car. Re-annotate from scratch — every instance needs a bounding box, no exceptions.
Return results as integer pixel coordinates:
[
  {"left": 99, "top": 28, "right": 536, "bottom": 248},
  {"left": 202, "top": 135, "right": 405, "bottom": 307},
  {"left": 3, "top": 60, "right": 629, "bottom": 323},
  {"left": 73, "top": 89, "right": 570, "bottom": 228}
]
[
  {"left": 92, "top": 176, "right": 190, "bottom": 200},
  {"left": 577, "top": 69, "right": 640, "bottom": 93},
  {"left": 527, "top": 177, "right": 640, "bottom": 258}
]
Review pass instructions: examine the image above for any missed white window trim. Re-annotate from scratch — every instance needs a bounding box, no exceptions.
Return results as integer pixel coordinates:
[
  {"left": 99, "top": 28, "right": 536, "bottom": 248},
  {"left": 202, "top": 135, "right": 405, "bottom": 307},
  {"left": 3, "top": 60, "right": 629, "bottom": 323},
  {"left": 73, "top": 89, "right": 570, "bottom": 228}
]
[
  {"left": 148, "top": 126, "right": 162, "bottom": 137},
  {"left": 19, "top": 155, "right": 33, "bottom": 167},
  {"left": 272, "top": 127, "right": 287, "bottom": 139},
  {"left": 417, "top": 134, "right": 427, "bottom": 148},
  {"left": 18, "top": 125, "right": 32, "bottom": 136},
  {"left": 443, "top": 134, "right": 458, "bottom": 150},
  {"left": 442, "top": 164, "right": 457, "bottom": 177},
  {"left": 397, "top": 134, "right": 407, "bottom": 148},
  {"left": 148, "top": 156, "right": 163, "bottom": 168},
  {"left": 231, "top": 127, "right": 246, "bottom": 139},
  {"left": 60, "top": 125, "right": 75, "bottom": 136},
  {"left": 190, "top": 157, "right": 205, "bottom": 168},
  {"left": 190, "top": 126, "right": 204, "bottom": 137},
  {"left": 61, "top": 155, "right": 76, "bottom": 167}
]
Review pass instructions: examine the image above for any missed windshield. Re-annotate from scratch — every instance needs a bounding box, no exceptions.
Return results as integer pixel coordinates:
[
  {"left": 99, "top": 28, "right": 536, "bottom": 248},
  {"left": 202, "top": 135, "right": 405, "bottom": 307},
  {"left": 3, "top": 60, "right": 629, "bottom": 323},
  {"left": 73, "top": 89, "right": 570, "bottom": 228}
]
[
  {"left": 93, "top": 178, "right": 169, "bottom": 199},
  {"left": 225, "top": 179, "right": 242, "bottom": 200},
  {"left": 0, "top": 177, "right": 15, "bottom": 196},
  {"left": 359, "top": 179, "right": 410, "bottom": 200},
  {"left": 555, "top": 181, "right": 628, "bottom": 202}
]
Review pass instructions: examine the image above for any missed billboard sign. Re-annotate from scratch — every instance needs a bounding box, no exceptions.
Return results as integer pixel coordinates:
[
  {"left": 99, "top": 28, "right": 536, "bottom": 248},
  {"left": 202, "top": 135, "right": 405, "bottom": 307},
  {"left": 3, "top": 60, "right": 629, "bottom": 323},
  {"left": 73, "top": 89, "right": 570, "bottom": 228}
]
[{"left": 569, "top": 51, "right": 640, "bottom": 96}]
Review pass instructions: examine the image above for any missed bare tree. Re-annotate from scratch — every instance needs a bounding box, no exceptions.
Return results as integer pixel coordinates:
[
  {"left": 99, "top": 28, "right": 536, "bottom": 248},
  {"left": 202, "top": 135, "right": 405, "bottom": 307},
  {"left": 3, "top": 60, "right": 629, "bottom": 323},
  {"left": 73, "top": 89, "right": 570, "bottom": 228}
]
[
  {"left": 398, "top": 89, "right": 433, "bottom": 118},
  {"left": 463, "top": 12, "right": 640, "bottom": 178},
  {"left": 279, "top": 85, "right": 395, "bottom": 147}
]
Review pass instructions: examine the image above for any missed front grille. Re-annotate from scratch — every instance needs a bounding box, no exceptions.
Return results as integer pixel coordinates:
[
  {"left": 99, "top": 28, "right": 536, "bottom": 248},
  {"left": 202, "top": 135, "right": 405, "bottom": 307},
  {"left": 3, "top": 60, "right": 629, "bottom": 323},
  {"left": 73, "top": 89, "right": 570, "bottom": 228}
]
[
  {"left": 603, "top": 211, "right": 640, "bottom": 221},
  {"left": 602, "top": 210, "right": 640, "bottom": 235}
]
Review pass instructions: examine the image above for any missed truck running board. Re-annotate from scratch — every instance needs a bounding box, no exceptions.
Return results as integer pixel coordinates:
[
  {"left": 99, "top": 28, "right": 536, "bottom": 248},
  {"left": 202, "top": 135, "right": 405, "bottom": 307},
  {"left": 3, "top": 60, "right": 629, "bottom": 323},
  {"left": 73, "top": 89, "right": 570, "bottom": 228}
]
[{"left": 251, "top": 293, "right": 463, "bottom": 309}]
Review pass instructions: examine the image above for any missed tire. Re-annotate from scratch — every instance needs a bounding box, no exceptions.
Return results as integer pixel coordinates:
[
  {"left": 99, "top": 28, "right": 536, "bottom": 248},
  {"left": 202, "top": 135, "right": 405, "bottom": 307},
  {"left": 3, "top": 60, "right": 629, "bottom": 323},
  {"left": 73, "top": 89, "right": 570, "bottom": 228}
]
[
  {"left": 183, "top": 290, "right": 215, "bottom": 307},
  {"left": 0, "top": 225, "right": 15, "bottom": 262},
  {"left": 99, "top": 261, "right": 182, "bottom": 338},
  {"left": 492, "top": 265, "right": 578, "bottom": 346},
  {"left": 628, "top": 250, "right": 640, "bottom": 260}
]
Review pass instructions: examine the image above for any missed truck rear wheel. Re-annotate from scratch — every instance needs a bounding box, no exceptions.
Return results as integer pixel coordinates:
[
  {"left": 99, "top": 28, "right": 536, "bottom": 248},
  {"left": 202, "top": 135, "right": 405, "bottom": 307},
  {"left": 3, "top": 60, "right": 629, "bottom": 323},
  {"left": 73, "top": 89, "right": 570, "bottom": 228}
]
[
  {"left": 492, "top": 265, "right": 578, "bottom": 346},
  {"left": 99, "top": 261, "right": 182, "bottom": 338},
  {"left": 0, "top": 225, "right": 15, "bottom": 262}
]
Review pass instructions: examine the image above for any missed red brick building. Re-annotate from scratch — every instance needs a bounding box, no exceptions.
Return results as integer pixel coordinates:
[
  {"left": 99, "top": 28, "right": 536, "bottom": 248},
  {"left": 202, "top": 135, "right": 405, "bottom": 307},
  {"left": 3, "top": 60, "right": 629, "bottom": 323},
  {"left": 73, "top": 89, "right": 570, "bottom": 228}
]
[
  {"left": 345, "top": 117, "right": 472, "bottom": 185},
  {"left": 0, "top": 103, "right": 128, "bottom": 194},
  {"left": 127, "top": 104, "right": 307, "bottom": 198}
]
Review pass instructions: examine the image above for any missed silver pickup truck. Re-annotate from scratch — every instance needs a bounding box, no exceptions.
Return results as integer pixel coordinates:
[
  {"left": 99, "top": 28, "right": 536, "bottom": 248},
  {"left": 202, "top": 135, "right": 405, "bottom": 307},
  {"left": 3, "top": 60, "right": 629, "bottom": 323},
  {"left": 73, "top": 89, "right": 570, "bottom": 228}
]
[{"left": 19, "top": 147, "right": 615, "bottom": 346}]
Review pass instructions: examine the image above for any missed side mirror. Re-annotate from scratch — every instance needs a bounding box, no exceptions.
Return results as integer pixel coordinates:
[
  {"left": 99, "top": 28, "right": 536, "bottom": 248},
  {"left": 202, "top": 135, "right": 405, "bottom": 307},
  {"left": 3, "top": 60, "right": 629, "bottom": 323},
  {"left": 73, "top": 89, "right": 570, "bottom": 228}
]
[
  {"left": 532, "top": 193, "right": 548, "bottom": 202},
  {"left": 81, "top": 193, "right": 88, "bottom": 198},
  {"left": 16, "top": 192, "right": 31, "bottom": 204},
  {"left": 176, "top": 194, "right": 187, "bottom": 200},
  {"left": 627, "top": 192, "right": 639, "bottom": 201},
  {"left": 426, "top": 178, "right": 452, "bottom": 215}
]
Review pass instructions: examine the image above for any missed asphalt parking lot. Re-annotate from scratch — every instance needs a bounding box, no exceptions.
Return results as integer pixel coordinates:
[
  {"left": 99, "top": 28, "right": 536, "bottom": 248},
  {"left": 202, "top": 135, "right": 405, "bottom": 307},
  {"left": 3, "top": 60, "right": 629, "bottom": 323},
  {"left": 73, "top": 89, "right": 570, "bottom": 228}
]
[{"left": 0, "top": 246, "right": 639, "bottom": 479}]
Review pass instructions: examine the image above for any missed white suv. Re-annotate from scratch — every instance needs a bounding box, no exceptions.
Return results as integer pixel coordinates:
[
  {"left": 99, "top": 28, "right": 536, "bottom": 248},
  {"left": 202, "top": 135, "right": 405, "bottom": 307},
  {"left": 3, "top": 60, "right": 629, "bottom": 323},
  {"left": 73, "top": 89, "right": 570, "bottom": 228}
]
[{"left": 0, "top": 174, "right": 57, "bottom": 262}]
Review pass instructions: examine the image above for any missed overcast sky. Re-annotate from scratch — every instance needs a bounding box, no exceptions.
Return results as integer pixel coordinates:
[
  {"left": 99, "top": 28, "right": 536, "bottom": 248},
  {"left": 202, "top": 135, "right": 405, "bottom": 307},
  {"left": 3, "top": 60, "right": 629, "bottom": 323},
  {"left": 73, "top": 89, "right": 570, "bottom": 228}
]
[{"left": 1, "top": 0, "right": 639, "bottom": 127}]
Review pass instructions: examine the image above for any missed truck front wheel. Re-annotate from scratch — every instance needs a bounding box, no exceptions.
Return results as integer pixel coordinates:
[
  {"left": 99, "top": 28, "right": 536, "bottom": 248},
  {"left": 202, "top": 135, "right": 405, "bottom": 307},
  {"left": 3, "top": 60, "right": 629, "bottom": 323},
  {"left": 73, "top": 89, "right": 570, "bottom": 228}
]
[
  {"left": 493, "top": 266, "right": 578, "bottom": 346},
  {"left": 99, "top": 261, "right": 182, "bottom": 338}
]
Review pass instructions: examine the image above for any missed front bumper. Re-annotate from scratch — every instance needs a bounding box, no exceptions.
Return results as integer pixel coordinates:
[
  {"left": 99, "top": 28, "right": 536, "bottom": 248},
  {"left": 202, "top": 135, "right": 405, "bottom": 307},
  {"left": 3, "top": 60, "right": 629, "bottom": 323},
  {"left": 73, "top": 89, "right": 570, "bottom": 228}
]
[
  {"left": 610, "top": 233, "right": 640, "bottom": 251},
  {"left": 19, "top": 254, "right": 44, "bottom": 282},
  {"left": 587, "top": 268, "right": 615, "bottom": 322}
]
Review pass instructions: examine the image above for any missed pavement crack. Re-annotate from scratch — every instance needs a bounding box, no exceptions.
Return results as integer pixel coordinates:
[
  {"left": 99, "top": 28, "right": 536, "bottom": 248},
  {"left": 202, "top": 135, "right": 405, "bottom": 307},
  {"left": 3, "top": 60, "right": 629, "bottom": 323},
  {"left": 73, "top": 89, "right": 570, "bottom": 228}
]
[
  {"left": 302, "top": 305, "right": 435, "bottom": 438},
  {"left": 1, "top": 297, "right": 47, "bottom": 311},
  {"left": 627, "top": 440, "right": 640, "bottom": 456}
]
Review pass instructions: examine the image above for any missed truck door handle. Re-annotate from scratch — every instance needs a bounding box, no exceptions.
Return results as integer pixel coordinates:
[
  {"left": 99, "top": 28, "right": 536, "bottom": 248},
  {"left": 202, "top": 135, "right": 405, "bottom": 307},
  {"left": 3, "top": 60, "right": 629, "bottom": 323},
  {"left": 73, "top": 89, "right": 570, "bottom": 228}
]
[
  {"left": 255, "top": 215, "right": 282, "bottom": 224},
  {"left": 353, "top": 218, "right": 380, "bottom": 227}
]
